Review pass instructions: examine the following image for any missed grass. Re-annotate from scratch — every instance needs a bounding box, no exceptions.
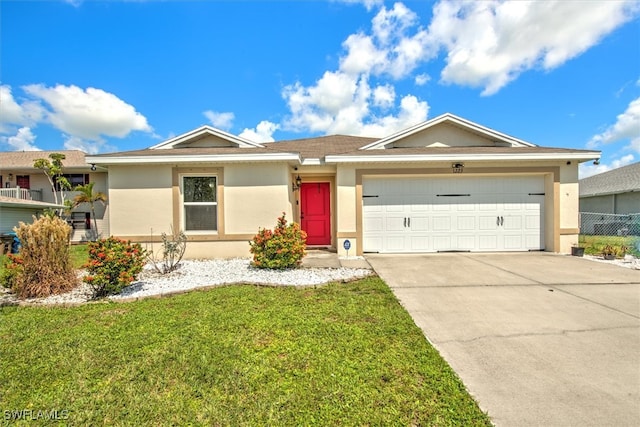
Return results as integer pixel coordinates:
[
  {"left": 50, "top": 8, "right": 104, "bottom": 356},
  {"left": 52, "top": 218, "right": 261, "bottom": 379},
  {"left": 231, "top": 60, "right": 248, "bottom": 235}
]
[
  {"left": 579, "top": 234, "right": 640, "bottom": 257},
  {"left": 0, "top": 277, "right": 491, "bottom": 426}
]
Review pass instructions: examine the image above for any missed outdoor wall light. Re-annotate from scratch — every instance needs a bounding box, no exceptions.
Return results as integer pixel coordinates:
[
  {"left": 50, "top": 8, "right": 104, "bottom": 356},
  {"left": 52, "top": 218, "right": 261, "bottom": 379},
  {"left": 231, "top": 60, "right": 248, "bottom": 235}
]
[
  {"left": 452, "top": 163, "right": 464, "bottom": 169},
  {"left": 90, "top": 164, "right": 97, "bottom": 171},
  {"left": 8, "top": 173, "right": 13, "bottom": 181},
  {"left": 292, "top": 175, "right": 302, "bottom": 191}
]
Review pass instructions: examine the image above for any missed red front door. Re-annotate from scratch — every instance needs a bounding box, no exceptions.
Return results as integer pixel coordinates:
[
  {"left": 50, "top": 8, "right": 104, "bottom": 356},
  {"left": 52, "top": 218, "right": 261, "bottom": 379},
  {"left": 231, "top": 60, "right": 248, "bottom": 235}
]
[{"left": 301, "top": 182, "right": 331, "bottom": 245}]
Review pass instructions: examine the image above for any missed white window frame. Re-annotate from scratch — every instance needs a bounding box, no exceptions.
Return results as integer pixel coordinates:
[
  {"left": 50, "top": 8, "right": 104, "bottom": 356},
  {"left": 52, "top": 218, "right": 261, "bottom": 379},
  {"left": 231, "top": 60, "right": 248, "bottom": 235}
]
[{"left": 180, "top": 174, "right": 218, "bottom": 234}]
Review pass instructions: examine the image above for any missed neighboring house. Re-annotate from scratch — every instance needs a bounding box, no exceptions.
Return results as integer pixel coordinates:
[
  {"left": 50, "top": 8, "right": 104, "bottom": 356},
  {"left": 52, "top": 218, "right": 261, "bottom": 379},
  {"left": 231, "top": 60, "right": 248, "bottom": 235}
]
[
  {"left": 87, "top": 113, "right": 599, "bottom": 258},
  {"left": 0, "top": 196, "right": 64, "bottom": 235},
  {"left": 579, "top": 162, "right": 640, "bottom": 215},
  {"left": 0, "top": 150, "right": 109, "bottom": 241}
]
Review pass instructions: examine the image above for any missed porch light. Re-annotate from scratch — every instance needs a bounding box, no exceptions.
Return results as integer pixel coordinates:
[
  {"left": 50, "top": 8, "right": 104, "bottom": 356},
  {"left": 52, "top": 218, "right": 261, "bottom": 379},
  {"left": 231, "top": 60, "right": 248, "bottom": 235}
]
[
  {"left": 8, "top": 173, "right": 13, "bottom": 181},
  {"left": 90, "top": 164, "right": 97, "bottom": 171},
  {"left": 292, "top": 175, "right": 302, "bottom": 191}
]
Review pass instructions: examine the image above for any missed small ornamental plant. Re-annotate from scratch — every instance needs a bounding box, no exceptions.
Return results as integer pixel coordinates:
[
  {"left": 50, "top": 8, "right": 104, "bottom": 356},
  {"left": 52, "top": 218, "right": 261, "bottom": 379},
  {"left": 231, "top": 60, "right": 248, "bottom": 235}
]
[
  {"left": 12, "top": 215, "right": 76, "bottom": 298},
  {"left": 249, "top": 213, "right": 307, "bottom": 269},
  {"left": 83, "top": 237, "right": 146, "bottom": 298}
]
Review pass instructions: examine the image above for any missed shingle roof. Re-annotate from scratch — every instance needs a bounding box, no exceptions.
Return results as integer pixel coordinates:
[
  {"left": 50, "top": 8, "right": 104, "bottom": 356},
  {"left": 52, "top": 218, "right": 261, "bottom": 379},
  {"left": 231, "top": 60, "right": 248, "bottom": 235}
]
[
  {"left": 0, "top": 150, "right": 90, "bottom": 169},
  {"left": 89, "top": 135, "right": 596, "bottom": 163},
  {"left": 579, "top": 162, "right": 640, "bottom": 197}
]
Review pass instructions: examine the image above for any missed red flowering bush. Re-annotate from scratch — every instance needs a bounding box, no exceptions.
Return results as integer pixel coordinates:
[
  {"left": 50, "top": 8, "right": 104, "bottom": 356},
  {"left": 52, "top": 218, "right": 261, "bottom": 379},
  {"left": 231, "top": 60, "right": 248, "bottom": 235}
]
[
  {"left": 249, "top": 213, "right": 307, "bottom": 269},
  {"left": 0, "top": 254, "right": 24, "bottom": 290},
  {"left": 83, "top": 237, "right": 146, "bottom": 298}
]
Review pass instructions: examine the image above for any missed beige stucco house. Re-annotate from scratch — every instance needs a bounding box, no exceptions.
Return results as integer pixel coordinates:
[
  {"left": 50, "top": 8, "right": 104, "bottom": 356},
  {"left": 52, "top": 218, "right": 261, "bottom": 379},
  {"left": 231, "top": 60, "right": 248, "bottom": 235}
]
[
  {"left": 0, "top": 150, "right": 109, "bottom": 241},
  {"left": 87, "top": 113, "right": 600, "bottom": 258}
]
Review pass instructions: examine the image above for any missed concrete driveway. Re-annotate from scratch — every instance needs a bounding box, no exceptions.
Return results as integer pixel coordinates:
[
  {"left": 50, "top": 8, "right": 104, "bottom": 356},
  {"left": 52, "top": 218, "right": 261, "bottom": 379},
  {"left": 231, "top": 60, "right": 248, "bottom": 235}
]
[{"left": 366, "top": 253, "right": 640, "bottom": 427}]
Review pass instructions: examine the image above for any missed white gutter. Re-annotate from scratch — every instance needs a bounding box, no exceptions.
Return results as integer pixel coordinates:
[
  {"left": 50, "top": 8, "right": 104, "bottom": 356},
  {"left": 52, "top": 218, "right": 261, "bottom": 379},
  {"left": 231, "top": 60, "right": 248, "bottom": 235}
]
[
  {"left": 325, "top": 152, "right": 601, "bottom": 163},
  {"left": 86, "top": 153, "right": 301, "bottom": 165}
]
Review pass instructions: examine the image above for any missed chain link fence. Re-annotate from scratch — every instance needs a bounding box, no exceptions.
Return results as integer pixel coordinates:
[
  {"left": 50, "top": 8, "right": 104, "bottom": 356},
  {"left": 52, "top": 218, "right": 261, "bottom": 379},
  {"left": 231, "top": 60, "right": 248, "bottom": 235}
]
[{"left": 579, "top": 212, "right": 640, "bottom": 236}]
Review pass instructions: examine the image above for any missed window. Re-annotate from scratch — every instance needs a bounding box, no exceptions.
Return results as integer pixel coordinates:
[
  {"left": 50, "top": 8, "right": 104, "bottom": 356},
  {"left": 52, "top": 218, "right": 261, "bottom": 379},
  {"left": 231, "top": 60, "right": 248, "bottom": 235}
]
[
  {"left": 182, "top": 176, "right": 217, "bottom": 232},
  {"left": 55, "top": 174, "right": 89, "bottom": 191}
]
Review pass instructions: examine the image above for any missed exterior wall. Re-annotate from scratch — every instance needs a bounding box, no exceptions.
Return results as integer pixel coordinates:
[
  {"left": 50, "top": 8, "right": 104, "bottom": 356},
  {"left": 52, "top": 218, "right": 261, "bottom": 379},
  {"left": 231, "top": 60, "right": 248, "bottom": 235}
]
[
  {"left": 336, "top": 165, "right": 358, "bottom": 256},
  {"left": 108, "top": 165, "right": 174, "bottom": 236},
  {"left": 558, "top": 163, "right": 580, "bottom": 252},
  {"left": 224, "top": 163, "right": 292, "bottom": 234},
  {"left": 107, "top": 163, "right": 293, "bottom": 259},
  {"left": 615, "top": 192, "right": 640, "bottom": 214},
  {"left": 0, "top": 206, "right": 43, "bottom": 233},
  {"left": 392, "top": 123, "right": 495, "bottom": 148},
  {"left": 580, "top": 193, "right": 640, "bottom": 215}
]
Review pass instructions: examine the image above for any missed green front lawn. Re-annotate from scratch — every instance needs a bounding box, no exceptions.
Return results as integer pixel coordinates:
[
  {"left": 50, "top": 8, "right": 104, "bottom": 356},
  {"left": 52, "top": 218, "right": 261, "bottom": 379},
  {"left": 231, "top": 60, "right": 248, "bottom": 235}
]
[{"left": 0, "top": 277, "right": 490, "bottom": 426}]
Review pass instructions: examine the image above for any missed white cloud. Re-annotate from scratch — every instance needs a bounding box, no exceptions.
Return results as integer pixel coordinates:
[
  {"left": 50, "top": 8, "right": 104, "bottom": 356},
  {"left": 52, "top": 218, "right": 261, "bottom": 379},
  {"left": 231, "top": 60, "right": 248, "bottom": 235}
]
[
  {"left": 0, "top": 85, "right": 44, "bottom": 132},
  {"left": 414, "top": 73, "right": 430, "bottom": 86},
  {"left": 579, "top": 154, "right": 635, "bottom": 178},
  {"left": 429, "top": 0, "right": 640, "bottom": 95},
  {"left": 339, "top": 3, "right": 433, "bottom": 79},
  {"left": 332, "top": 0, "right": 383, "bottom": 12},
  {"left": 1, "top": 127, "right": 41, "bottom": 151},
  {"left": 203, "top": 110, "right": 235, "bottom": 130},
  {"left": 372, "top": 84, "right": 395, "bottom": 109},
  {"left": 588, "top": 97, "right": 640, "bottom": 154},
  {"left": 23, "top": 84, "right": 151, "bottom": 140},
  {"left": 239, "top": 120, "right": 280, "bottom": 143},
  {"left": 283, "top": 70, "right": 428, "bottom": 137}
]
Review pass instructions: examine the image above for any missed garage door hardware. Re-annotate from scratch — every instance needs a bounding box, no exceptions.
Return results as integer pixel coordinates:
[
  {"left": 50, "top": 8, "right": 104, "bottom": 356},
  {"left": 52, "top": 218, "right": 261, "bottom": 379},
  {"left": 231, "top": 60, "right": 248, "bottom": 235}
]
[
  {"left": 403, "top": 217, "right": 411, "bottom": 227},
  {"left": 497, "top": 216, "right": 504, "bottom": 226},
  {"left": 362, "top": 195, "right": 379, "bottom": 198},
  {"left": 528, "top": 192, "right": 545, "bottom": 196},
  {"left": 436, "top": 194, "right": 471, "bottom": 197}
]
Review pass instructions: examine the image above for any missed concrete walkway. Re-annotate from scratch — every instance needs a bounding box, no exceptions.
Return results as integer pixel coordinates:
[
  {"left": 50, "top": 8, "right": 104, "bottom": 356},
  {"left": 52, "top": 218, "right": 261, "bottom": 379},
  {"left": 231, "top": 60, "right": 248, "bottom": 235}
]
[
  {"left": 366, "top": 252, "right": 640, "bottom": 427},
  {"left": 302, "top": 249, "right": 372, "bottom": 270}
]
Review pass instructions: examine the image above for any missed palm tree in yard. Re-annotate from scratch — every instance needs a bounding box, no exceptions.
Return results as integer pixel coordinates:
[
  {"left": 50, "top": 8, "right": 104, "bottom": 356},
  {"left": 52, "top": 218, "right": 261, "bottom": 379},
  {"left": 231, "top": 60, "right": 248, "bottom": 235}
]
[{"left": 73, "top": 182, "right": 107, "bottom": 240}]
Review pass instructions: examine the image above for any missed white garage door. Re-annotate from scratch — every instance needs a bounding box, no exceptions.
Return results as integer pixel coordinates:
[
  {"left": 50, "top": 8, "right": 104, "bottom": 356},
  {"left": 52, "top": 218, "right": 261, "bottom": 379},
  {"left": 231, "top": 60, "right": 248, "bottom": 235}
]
[{"left": 363, "top": 176, "right": 545, "bottom": 253}]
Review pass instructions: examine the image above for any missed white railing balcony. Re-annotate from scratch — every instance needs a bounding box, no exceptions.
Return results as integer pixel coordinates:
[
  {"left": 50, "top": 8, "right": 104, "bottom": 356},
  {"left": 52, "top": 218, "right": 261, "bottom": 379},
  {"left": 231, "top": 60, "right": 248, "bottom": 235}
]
[{"left": 0, "top": 186, "right": 43, "bottom": 201}]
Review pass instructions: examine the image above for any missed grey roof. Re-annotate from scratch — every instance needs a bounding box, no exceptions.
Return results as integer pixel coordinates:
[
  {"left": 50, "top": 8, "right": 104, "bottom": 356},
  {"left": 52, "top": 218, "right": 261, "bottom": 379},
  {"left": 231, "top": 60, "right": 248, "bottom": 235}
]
[{"left": 579, "top": 162, "right": 640, "bottom": 197}]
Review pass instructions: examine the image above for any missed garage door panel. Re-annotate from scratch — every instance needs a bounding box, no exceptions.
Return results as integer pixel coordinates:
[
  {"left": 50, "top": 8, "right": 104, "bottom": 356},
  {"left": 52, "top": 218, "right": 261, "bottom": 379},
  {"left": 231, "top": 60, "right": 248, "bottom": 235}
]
[
  {"left": 457, "top": 216, "right": 476, "bottom": 230},
  {"left": 385, "top": 215, "right": 406, "bottom": 232},
  {"left": 457, "top": 235, "right": 476, "bottom": 250},
  {"left": 433, "top": 235, "right": 452, "bottom": 250},
  {"left": 432, "top": 216, "right": 451, "bottom": 231},
  {"left": 362, "top": 176, "right": 545, "bottom": 253}
]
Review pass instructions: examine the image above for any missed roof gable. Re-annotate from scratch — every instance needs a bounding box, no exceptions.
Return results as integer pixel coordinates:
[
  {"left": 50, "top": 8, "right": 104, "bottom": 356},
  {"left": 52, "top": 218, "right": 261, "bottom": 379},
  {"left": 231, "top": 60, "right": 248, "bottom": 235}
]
[
  {"left": 150, "top": 125, "right": 264, "bottom": 149},
  {"left": 360, "top": 113, "right": 535, "bottom": 150}
]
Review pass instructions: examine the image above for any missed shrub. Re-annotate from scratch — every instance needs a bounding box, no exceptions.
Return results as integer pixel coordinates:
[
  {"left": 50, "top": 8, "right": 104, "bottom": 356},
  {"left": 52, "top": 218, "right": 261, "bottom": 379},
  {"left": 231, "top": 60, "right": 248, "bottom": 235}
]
[
  {"left": 146, "top": 227, "right": 188, "bottom": 274},
  {"left": 249, "top": 213, "right": 307, "bottom": 269},
  {"left": 0, "top": 254, "right": 23, "bottom": 290},
  {"left": 12, "top": 215, "right": 77, "bottom": 298},
  {"left": 83, "top": 237, "right": 146, "bottom": 298}
]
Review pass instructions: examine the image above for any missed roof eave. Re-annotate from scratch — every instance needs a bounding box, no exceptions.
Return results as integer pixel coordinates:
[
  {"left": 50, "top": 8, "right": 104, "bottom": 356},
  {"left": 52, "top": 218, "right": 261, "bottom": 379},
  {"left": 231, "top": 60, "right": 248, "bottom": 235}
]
[
  {"left": 326, "top": 152, "right": 601, "bottom": 163},
  {"left": 86, "top": 153, "right": 302, "bottom": 165}
]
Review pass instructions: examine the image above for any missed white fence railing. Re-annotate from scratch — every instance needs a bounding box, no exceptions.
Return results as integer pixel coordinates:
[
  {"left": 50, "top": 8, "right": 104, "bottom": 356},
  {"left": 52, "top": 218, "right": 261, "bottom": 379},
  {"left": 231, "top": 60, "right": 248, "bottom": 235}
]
[{"left": 0, "top": 186, "right": 43, "bottom": 201}]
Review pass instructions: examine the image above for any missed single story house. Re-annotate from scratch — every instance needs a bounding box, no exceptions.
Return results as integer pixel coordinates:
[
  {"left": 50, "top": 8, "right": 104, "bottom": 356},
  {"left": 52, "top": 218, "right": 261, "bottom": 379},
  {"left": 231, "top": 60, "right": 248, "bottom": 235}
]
[
  {"left": 87, "top": 113, "right": 600, "bottom": 258},
  {"left": 0, "top": 150, "right": 109, "bottom": 241},
  {"left": 579, "top": 162, "right": 640, "bottom": 215}
]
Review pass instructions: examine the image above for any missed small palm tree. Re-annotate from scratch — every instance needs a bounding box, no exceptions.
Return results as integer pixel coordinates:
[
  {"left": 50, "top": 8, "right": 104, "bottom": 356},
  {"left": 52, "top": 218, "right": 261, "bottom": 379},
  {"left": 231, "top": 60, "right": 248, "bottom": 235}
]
[{"left": 73, "top": 182, "right": 107, "bottom": 240}]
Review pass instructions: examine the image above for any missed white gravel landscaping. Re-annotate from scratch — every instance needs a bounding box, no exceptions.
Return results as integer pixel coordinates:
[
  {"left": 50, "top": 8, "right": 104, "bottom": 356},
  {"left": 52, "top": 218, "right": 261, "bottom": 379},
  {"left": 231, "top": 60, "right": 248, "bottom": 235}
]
[{"left": 0, "top": 258, "right": 373, "bottom": 306}]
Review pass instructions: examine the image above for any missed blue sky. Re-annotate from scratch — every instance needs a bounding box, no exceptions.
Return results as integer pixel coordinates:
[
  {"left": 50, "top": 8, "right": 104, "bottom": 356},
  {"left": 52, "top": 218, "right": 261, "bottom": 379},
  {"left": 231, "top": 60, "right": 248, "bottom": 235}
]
[{"left": 1, "top": 0, "right": 639, "bottom": 177}]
